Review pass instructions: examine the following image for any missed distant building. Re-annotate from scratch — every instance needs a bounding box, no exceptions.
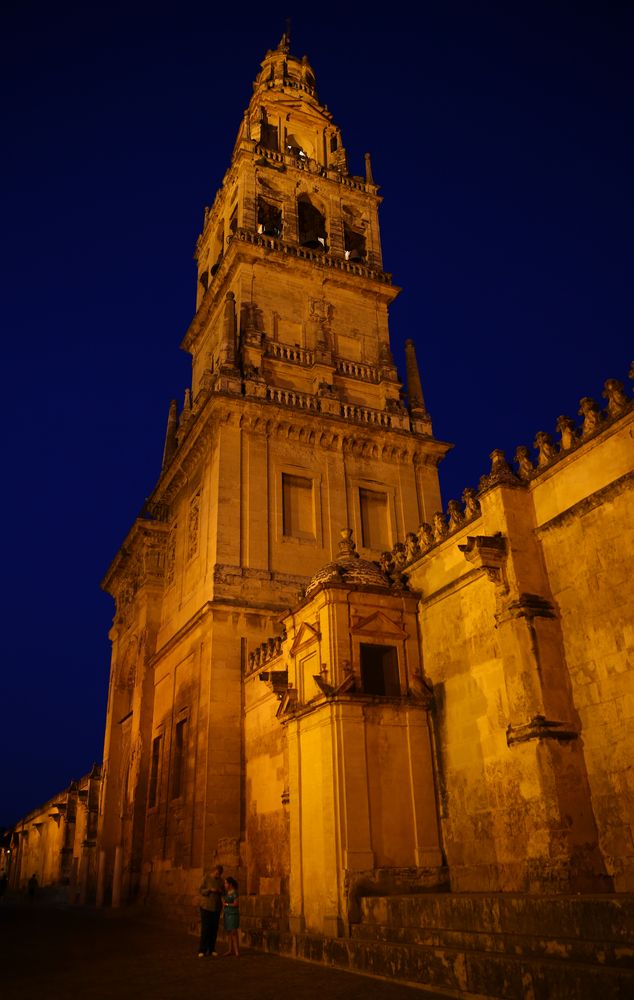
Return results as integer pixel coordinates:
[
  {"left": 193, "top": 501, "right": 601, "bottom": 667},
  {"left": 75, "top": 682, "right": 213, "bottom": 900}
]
[
  {"left": 11, "top": 34, "right": 634, "bottom": 997},
  {"left": 6, "top": 765, "right": 101, "bottom": 902}
]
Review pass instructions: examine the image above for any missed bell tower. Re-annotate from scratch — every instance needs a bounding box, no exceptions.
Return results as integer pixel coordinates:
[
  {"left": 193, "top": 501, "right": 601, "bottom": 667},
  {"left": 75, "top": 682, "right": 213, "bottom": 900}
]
[{"left": 98, "top": 35, "right": 450, "bottom": 909}]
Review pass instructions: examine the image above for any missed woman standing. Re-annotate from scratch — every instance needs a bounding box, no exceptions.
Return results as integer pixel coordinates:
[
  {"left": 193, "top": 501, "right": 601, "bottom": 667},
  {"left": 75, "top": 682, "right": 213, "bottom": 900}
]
[{"left": 222, "top": 877, "right": 240, "bottom": 956}]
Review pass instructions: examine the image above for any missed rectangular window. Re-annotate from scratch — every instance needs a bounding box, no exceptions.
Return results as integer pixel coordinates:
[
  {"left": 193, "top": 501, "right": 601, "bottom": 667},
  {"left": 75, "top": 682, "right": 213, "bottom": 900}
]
[
  {"left": 170, "top": 719, "right": 187, "bottom": 800},
  {"left": 148, "top": 735, "right": 162, "bottom": 809},
  {"left": 282, "top": 474, "right": 315, "bottom": 540},
  {"left": 360, "top": 644, "right": 400, "bottom": 696},
  {"left": 359, "top": 488, "right": 389, "bottom": 550}
]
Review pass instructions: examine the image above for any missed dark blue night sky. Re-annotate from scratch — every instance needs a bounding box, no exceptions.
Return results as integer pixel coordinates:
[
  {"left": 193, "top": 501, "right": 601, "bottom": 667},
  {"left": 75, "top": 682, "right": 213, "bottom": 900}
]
[{"left": 1, "top": 2, "right": 632, "bottom": 827}]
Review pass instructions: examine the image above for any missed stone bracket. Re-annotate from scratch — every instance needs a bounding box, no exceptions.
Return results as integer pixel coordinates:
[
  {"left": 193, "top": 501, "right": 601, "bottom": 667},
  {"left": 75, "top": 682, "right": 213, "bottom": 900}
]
[
  {"left": 495, "top": 592, "right": 556, "bottom": 626},
  {"left": 259, "top": 670, "right": 289, "bottom": 696},
  {"left": 458, "top": 533, "right": 508, "bottom": 590},
  {"left": 506, "top": 714, "right": 578, "bottom": 746}
]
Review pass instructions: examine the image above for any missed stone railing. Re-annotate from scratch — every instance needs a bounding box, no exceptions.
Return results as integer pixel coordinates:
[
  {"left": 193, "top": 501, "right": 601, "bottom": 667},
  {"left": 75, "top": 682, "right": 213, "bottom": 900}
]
[
  {"left": 266, "top": 387, "right": 320, "bottom": 411},
  {"left": 335, "top": 358, "right": 381, "bottom": 383},
  {"left": 341, "top": 403, "right": 392, "bottom": 427},
  {"left": 253, "top": 145, "right": 369, "bottom": 193},
  {"left": 231, "top": 229, "right": 391, "bottom": 284},
  {"left": 266, "top": 342, "right": 315, "bottom": 366},
  {"left": 247, "top": 631, "right": 287, "bottom": 673},
  {"left": 262, "top": 384, "right": 397, "bottom": 430},
  {"left": 382, "top": 366, "right": 633, "bottom": 573},
  {"left": 260, "top": 77, "right": 317, "bottom": 98}
]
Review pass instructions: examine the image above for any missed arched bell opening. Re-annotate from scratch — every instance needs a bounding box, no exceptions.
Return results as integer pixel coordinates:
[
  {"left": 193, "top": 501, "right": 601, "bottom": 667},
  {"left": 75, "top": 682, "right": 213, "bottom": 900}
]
[
  {"left": 285, "top": 132, "right": 313, "bottom": 164},
  {"left": 298, "top": 195, "right": 328, "bottom": 251},
  {"left": 257, "top": 197, "right": 282, "bottom": 238},
  {"left": 344, "top": 223, "right": 366, "bottom": 263},
  {"left": 210, "top": 220, "right": 225, "bottom": 275}
]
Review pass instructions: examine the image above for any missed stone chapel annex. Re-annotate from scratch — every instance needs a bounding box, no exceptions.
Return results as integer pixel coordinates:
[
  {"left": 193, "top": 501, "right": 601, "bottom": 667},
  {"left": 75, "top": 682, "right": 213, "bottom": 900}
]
[{"left": 6, "top": 33, "right": 633, "bottom": 999}]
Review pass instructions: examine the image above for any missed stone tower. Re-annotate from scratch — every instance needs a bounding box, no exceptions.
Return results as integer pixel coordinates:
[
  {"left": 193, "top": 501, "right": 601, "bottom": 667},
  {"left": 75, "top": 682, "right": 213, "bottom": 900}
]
[{"left": 97, "top": 34, "right": 450, "bottom": 908}]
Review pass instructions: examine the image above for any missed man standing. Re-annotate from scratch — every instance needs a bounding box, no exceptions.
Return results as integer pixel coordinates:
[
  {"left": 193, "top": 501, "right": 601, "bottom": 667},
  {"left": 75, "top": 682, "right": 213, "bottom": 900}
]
[{"left": 198, "top": 864, "right": 223, "bottom": 957}]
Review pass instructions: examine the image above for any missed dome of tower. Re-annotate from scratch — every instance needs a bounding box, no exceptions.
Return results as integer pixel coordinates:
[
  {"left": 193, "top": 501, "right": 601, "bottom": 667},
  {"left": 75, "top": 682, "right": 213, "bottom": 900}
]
[
  {"left": 305, "top": 529, "right": 391, "bottom": 598},
  {"left": 254, "top": 33, "right": 318, "bottom": 97}
]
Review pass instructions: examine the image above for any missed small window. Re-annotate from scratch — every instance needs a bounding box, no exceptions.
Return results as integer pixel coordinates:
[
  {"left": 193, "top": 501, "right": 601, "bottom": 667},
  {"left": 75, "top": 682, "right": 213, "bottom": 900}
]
[
  {"left": 330, "top": 135, "right": 338, "bottom": 152},
  {"left": 170, "top": 719, "right": 187, "bottom": 800},
  {"left": 359, "top": 488, "right": 389, "bottom": 550},
  {"left": 360, "top": 644, "right": 400, "bottom": 696},
  {"left": 148, "top": 735, "right": 162, "bottom": 809},
  {"left": 282, "top": 474, "right": 315, "bottom": 540}
]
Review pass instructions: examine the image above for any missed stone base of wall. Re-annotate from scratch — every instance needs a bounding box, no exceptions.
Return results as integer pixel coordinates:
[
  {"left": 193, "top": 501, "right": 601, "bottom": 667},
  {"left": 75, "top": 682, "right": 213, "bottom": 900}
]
[{"left": 241, "top": 892, "right": 634, "bottom": 999}]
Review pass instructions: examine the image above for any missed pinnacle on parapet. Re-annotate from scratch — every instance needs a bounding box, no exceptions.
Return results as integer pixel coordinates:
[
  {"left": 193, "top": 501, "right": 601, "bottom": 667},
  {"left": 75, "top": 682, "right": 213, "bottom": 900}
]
[
  {"left": 404, "top": 339, "right": 428, "bottom": 417},
  {"left": 364, "top": 152, "right": 375, "bottom": 185},
  {"left": 379, "top": 365, "right": 632, "bottom": 573},
  {"left": 161, "top": 399, "right": 178, "bottom": 472}
]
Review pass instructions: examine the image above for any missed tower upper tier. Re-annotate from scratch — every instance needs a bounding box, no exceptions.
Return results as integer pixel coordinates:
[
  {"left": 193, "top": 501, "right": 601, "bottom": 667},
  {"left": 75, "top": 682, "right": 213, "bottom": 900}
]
[
  {"left": 178, "top": 34, "right": 439, "bottom": 445},
  {"left": 235, "top": 32, "right": 350, "bottom": 176}
]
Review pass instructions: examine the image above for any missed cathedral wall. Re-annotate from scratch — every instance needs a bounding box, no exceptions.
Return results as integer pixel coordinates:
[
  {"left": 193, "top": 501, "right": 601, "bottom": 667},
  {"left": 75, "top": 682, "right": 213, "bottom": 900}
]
[
  {"left": 243, "top": 668, "right": 289, "bottom": 894},
  {"left": 364, "top": 704, "right": 429, "bottom": 868},
  {"left": 532, "top": 423, "right": 634, "bottom": 890},
  {"left": 415, "top": 553, "right": 524, "bottom": 890},
  {"left": 409, "top": 409, "right": 633, "bottom": 892}
]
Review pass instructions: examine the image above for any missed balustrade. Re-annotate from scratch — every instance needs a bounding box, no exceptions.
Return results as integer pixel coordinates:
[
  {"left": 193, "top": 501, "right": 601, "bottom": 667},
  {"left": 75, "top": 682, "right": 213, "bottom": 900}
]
[{"left": 335, "top": 358, "right": 380, "bottom": 382}]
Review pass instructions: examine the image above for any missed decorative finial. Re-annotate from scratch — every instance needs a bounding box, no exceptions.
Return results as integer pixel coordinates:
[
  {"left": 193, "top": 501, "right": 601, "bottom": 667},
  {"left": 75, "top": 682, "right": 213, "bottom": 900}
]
[
  {"left": 602, "top": 378, "right": 630, "bottom": 418},
  {"left": 462, "top": 488, "right": 481, "bottom": 520},
  {"left": 578, "top": 397, "right": 602, "bottom": 439},
  {"left": 278, "top": 20, "right": 291, "bottom": 53},
  {"left": 514, "top": 445, "right": 534, "bottom": 480},
  {"left": 556, "top": 415, "right": 578, "bottom": 451},
  {"left": 533, "top": 431, "right": 557, "bottom": 467},
  {"left": 337, "top": 528, "right": 359, "bottom": 560}
]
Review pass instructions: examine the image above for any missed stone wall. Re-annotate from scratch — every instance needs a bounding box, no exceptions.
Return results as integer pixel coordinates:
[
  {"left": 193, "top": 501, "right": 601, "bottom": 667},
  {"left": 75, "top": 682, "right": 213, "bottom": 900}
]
[{"left": 399, "top": 382, "right": 633, "bottom": 892}]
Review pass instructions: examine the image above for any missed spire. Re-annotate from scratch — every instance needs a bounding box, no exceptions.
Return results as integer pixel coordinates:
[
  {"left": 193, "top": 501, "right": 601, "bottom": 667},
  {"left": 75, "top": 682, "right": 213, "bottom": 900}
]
[
  {"left": 161, "top": 400, "right": 178, "bottom": 472},
  {"left": 404, "top": 339, "right": 428, "bottom": 416},
  {"left": 364, "top": 152, "right": 375, "bottom": 185}
]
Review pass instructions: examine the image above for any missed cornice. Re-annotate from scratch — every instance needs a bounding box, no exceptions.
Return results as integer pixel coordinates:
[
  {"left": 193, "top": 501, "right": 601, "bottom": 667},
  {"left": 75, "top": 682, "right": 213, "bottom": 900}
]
[
  {"left": 101, "top": 519, "right": 169, "bottom": 594},
  {"left": 151, "top": 391, "right": 451, "bottom": 508}
]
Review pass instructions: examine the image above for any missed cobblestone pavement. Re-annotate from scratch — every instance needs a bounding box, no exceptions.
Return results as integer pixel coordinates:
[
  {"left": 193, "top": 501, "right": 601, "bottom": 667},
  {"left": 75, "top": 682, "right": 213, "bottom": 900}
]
[{"left": 0, "top": 902, "right": 448, "bottom": 1000}]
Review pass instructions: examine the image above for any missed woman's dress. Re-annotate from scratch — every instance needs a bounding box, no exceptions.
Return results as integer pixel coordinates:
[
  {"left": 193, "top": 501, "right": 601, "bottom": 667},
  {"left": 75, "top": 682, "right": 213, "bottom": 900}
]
[{"left": 223, "top": 891, "right": 240, "bottom": 930}]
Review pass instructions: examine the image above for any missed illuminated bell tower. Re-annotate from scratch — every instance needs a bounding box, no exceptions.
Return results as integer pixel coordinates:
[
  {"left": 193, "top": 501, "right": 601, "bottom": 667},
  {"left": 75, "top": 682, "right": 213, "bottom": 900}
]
[{"left": 98, "top": 34, "right": 450, "bottom": 909}]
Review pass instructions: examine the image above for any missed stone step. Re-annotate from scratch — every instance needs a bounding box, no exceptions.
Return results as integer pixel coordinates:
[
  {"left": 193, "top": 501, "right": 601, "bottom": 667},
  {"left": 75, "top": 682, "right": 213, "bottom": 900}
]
[
  {"left": 358, "top": 892, "right": 634, "bottom": 943},
  {"left": 243, "top": 892, "right": 634, "bottom": 999},
  {"left": 351, "top": 919, "right": 634, "bottom": 969}
]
